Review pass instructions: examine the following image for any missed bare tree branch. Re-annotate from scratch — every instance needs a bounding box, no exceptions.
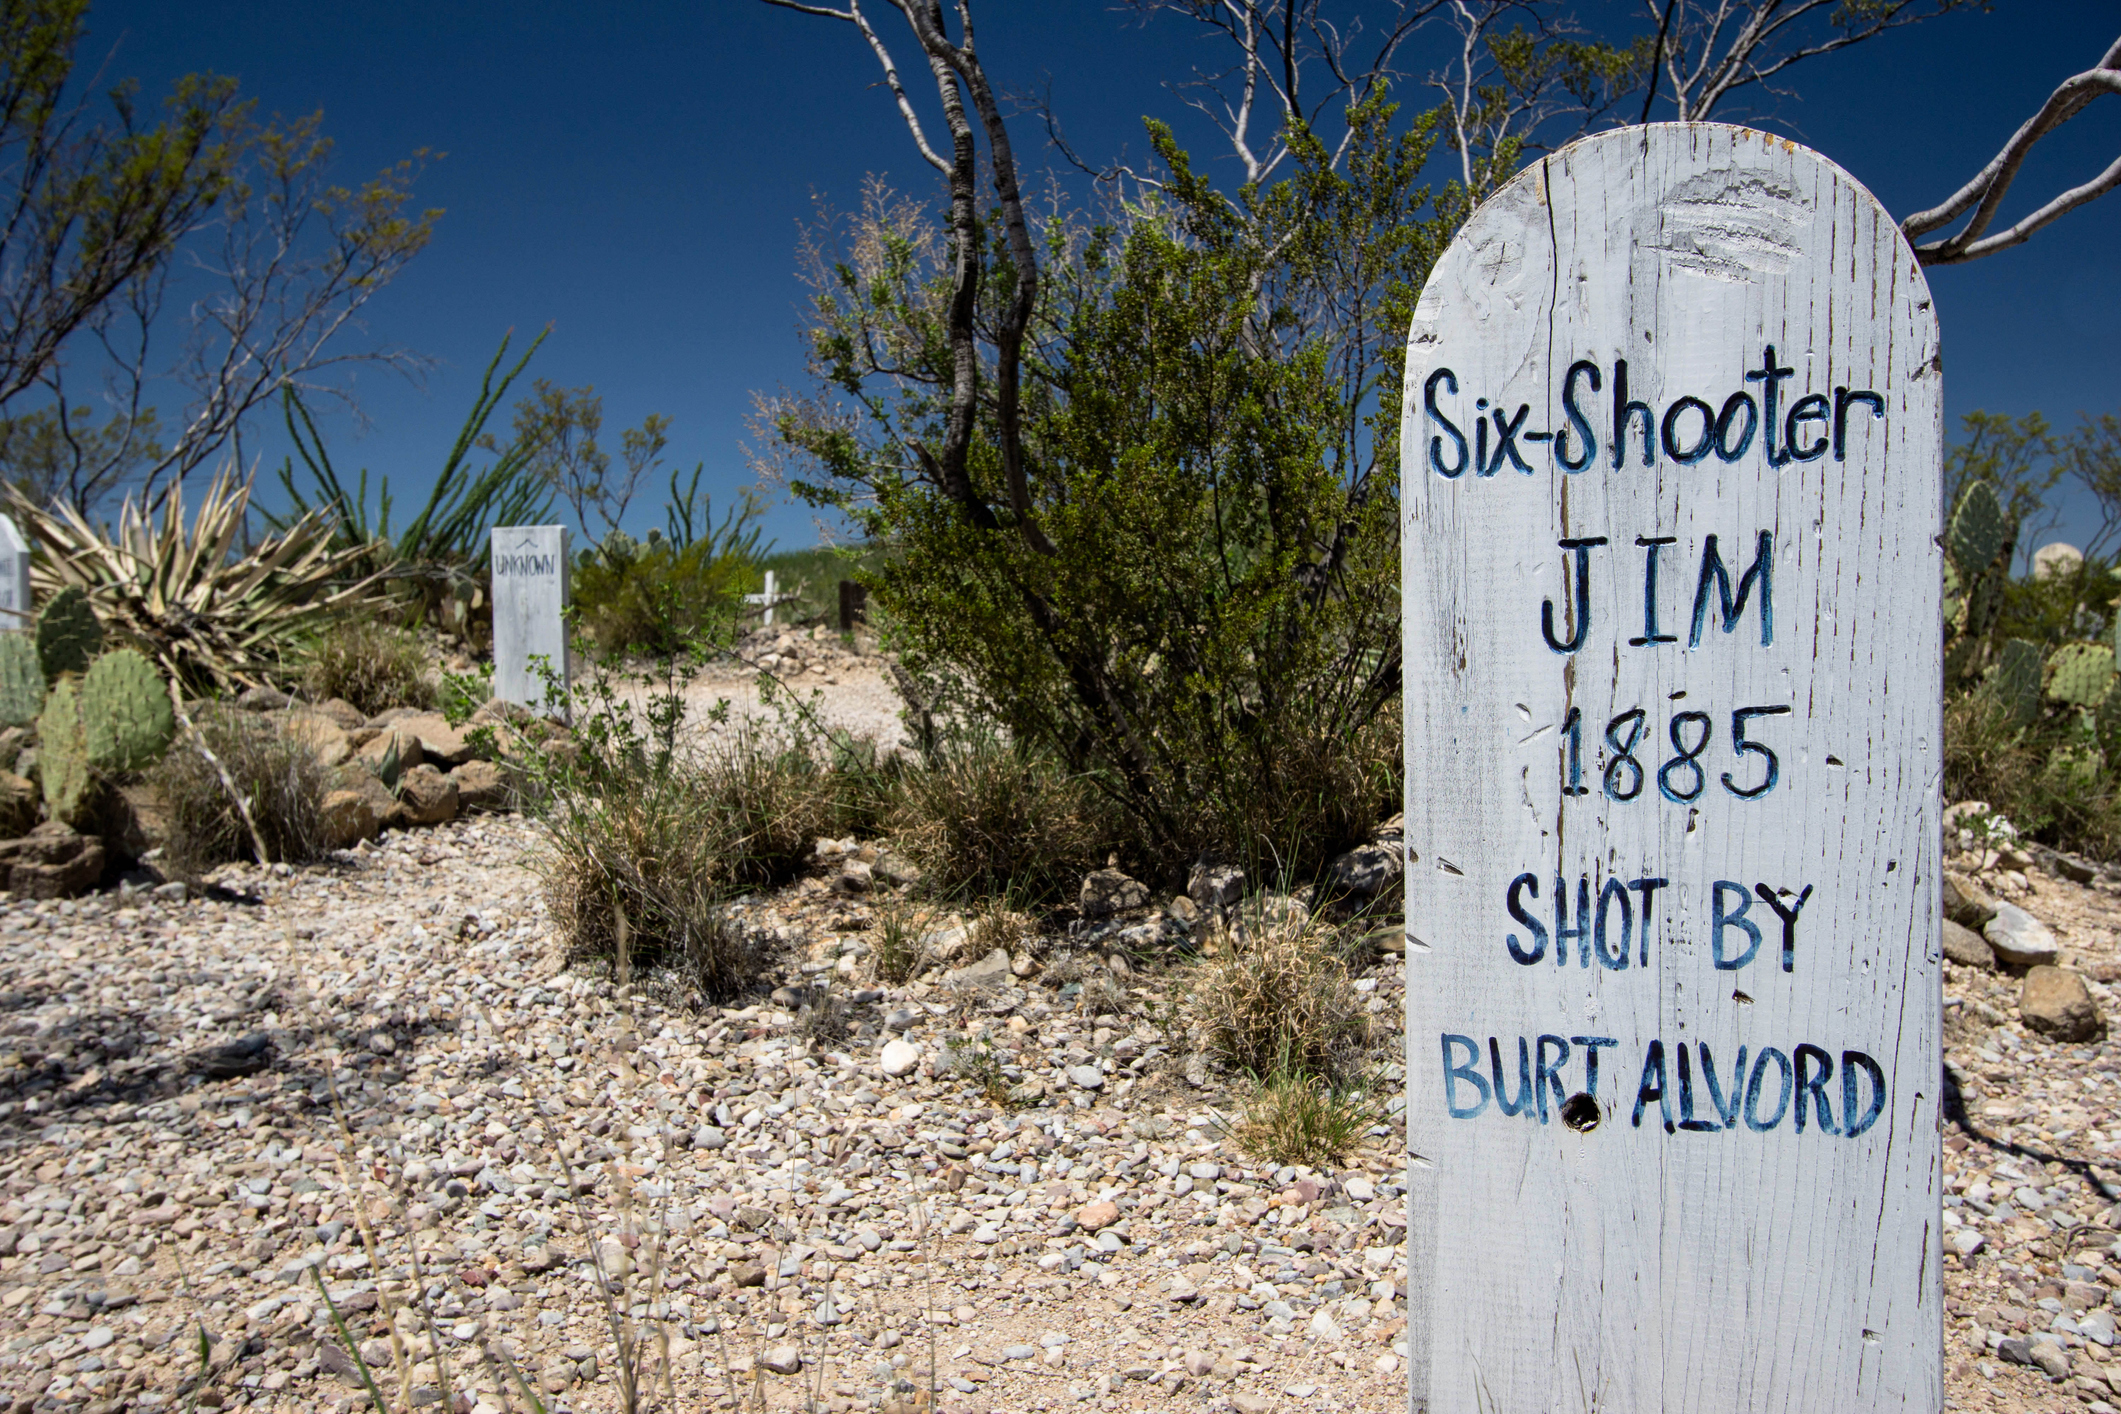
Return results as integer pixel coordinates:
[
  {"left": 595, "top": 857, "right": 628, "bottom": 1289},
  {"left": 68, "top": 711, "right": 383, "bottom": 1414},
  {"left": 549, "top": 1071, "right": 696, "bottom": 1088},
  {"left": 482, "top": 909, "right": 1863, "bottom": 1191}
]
[{"left": 1903, "top": 35, "right": 2121, "bottom": 265}]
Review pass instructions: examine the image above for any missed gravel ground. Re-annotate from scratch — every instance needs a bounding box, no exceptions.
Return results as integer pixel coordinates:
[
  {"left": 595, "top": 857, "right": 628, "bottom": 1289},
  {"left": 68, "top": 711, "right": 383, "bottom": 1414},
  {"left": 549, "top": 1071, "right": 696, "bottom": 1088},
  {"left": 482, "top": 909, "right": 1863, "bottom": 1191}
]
[
  {"left": 1942, "top": 855, "right": 2121, "bottom": 1413},
  {"left": 0, "top": 816, "right": 1411, "bottom": 1413},
  {"left": 610, "top": 627, "right": 913, "bottom": 755}
]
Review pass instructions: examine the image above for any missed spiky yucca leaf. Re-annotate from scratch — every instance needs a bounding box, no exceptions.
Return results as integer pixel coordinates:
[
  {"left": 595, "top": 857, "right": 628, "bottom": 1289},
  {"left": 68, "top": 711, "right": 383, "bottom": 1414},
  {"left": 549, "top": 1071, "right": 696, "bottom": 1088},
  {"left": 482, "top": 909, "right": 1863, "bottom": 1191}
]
[{"left": 5, "top": 471, "right": 385, "bottom": 692}]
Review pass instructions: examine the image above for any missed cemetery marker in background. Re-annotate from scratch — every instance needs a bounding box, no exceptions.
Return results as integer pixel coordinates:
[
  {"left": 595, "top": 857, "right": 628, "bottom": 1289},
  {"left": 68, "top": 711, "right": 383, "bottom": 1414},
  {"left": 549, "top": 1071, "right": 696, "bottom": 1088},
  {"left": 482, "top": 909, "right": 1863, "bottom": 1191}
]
[
  {"left": 491, "top": 525, "right": 570, "bottom": 719},
  {"left": 0, "top": 514, "right": 28, "bottom": 632},
  {"left": 1401, "top": 125, "right": 1942, "bottom": 1410}
]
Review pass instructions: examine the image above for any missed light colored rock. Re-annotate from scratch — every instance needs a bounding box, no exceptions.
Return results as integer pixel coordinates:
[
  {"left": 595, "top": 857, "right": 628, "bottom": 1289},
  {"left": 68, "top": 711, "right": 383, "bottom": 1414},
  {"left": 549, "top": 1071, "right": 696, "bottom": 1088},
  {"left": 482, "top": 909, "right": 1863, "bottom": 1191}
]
[
  {"left": 760, "top": 1344, "right": 802, "bottom": 1375},
  {"left": 319, "top": 788, "right": 380, "bottom": 849},
  {"left": 1076, "top": 1200, "right": 1121, "bottom": 1232},
  {"left": 391, "top": 764, "right": 459, "bottom": 828},
  {"left": 398, "top": 712, "right": 476, "bottom": 767},
  {"left": 946, "top": 948, "right": 1011, "bottom": 990},
  {"left": 286, "top": 711, "right": 352, "bottom": 769},
  {"left": 1986, "top": 901, "right": 2059, "bottom": 967},
  {"left": 1067, "top": 1064, "right": 1105, "bottom": 1090},
  {"left": 880, "top": 1039, "right": 922, "bottom": 1077},
  {"left": 1942, "top": 869, "right": 1999, "bottom": 929},
  {"left": 313, "top": 698, "right": 368, "bottom": 731},
  {"left": 449, "top": 759, "right": 512, "bottom": 813},
  {"left": 1941, "top": 918, "right": 1995, "bottom": 969},
  {"left": 2020, "top": 966, "right": 2105, "bottom": 1042},
  {"left": 1080, "top": 868, "right": 1150, "bottom": 918},
  {"left": 357, "top": 725, "right": 423, "bottom": 774}
]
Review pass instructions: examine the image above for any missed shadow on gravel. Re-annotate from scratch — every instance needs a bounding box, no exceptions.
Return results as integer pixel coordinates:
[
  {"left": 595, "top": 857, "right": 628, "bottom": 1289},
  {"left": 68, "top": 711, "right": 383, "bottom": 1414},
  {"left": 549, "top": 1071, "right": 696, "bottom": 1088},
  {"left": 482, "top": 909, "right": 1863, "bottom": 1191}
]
[{"left": 1943, "top": 1062, "right": 2121, "bottom": 1205}]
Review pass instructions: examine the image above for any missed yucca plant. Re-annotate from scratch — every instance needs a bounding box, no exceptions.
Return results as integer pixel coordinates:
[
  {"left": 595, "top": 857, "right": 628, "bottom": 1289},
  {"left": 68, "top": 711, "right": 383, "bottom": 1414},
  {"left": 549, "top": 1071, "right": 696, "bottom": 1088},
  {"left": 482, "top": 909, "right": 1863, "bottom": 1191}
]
[
  {"left": 6, "top": 469, "right": 385, "bottom": 691},
  {"left": 270, "top": 328, "right": 557, "bottom": 632}
]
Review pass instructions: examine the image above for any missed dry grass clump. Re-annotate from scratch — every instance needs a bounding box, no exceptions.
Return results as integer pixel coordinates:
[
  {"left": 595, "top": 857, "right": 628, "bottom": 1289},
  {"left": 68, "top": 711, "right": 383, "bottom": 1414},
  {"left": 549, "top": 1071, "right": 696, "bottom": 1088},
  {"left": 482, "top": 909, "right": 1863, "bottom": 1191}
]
[
  {"left": 149, "top": 706, "right": 330, "bottom": 874},
  {"left": 302, "top": 620, "right": 437, "bottom": 716},
  {"left": 542, "top": 724, "right": 885, "bottom": 997},
  {"left": 886, "top": 728, "right": 1107, "bottom": 903},
  {"left": 1190, "top": 905, "right": 1370, "bottom": 1081},
  {"left": 1222, "top": 1071, "right": 1385, "bottom": 1169}
]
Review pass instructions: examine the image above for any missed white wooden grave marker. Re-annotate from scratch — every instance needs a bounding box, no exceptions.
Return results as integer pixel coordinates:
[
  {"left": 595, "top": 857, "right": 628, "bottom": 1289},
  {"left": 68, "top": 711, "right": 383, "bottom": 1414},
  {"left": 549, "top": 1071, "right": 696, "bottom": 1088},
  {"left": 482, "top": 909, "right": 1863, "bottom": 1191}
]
[
  {"left": 1401, "top": 125, "right": 1942, "bottom": 1411},
  {"left": 491, "top": 525, "right": 571, "bottom": 719},
  {"left": 0, "top": 514, "right": 29, "bottom": 631},
  {"left": 745, "top": 569, "right": 790, "bottom": 626}
]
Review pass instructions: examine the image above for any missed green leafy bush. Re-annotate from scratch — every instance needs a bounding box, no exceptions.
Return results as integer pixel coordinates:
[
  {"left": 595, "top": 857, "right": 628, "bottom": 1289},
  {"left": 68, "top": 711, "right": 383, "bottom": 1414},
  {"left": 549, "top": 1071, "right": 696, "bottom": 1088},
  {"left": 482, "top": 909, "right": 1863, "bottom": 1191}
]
[
  {"left": 301, "top": 621, "right": 435, "bottom": 716},
  {"left": 768, "top": 120, "right": 1421, "bottom": 881},
  {"left": 572, "top": 481, "right": 768, "bottom": 658}
]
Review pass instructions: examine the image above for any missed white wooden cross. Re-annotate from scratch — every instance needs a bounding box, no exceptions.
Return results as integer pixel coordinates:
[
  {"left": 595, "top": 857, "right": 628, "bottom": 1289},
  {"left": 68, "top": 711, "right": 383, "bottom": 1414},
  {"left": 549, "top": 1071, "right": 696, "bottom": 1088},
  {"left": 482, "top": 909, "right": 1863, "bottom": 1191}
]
[{"left": 745, "top": 570, "right": 791, "bottom": 626}]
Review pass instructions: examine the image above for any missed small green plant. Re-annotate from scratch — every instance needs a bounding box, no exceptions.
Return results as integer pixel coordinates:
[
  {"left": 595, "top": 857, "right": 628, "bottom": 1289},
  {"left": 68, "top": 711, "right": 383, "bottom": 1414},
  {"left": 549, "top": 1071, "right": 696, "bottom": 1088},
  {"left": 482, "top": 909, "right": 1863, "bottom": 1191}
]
[
  {"left": 302, "top": 620, "right": 436, "bottom": 716},
  {"left": 571, "top": 489, "right": 766, "bottom": 660},
  {"left": 81, "top": 647, "right": 176, "bottom": 771},
  {"left": 1220, "top": 1069, "right": 1385, "bottom": 1168},
  {"left": 37, "top": 676, "right": 92, "bottom": 826},
  {"left": 148, "top": 707, "right": 330, "bottom": 874},
  {"left": 942, "top": 1033, "right": 1019, "bottom": 1109},
  {"left": 0, "top": 632, "right": 43, "bottom": 726},
  {"left": 439, "top": 667, "right": 492, "bottom": 726},
  {"left": 2049, "top": 641, "right": 2117, "bottom": 709},
  {"left": 35, "top": 584, "right": 102, "bottom": 679},
  {"left": 871, "top": 902, "right": 925, "bottom": 984}
]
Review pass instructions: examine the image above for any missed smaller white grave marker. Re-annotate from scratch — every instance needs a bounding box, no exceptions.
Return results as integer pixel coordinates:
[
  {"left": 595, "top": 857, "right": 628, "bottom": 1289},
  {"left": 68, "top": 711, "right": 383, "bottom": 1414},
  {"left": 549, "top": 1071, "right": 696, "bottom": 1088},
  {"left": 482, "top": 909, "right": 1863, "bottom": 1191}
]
[
  {"left": 745, "top": 570, "right": 792, "bottom": 626},
  {"left": 491, "top": 525, "right": 570, "bottom": 718},
  {"left": 0, "top": 515, "right": 29, "bottom": 632}
]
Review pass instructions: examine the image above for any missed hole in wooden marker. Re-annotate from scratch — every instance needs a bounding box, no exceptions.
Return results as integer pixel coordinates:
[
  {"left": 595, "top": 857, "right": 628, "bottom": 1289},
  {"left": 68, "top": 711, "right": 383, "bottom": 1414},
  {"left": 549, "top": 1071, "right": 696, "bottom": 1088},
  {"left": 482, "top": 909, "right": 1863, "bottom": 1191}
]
[
  {"left": 1438, "top": 858, "right": 1464, "bottom": 876},
  {"left": 1668, "top": 689, "right": 1686, "bottom": 700},
  {"left": 1732, "top": 990, "right": 1753, "bottom": 1004},
  {"left": 1560, "top": 1093, "right": 1600, "bottom": 1132},
  {"left": 1826, "top": 754, "right": 1844, "bottom": 767}
]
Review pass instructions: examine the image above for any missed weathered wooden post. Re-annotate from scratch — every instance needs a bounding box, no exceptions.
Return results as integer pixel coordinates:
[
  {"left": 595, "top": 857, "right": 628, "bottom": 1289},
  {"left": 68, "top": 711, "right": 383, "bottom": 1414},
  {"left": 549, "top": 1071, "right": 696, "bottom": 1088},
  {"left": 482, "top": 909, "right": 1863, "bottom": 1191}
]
[
  {"left": 838, "top": 579, "right": 868, "bottom": 633},
  {"left": 491, "top": 525, "right": 571, "bottom": 719},
  {"left": 1401, "top": 125, "right": 1941, "bottom": 1411}
]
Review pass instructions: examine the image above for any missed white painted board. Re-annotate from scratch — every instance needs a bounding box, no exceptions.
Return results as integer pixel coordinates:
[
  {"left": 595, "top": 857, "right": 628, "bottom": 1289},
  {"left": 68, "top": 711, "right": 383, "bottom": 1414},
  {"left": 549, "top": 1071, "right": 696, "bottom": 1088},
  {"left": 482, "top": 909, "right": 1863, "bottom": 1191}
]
[
  {"left": 491, "top": 525, "right": 571, "bottom": 719},
  {"left": 0, "top": 514, "right": 29, "bottom": 631},
  {"left": 1400, "top": 124, "right": 1941, "bottom": 1412}
]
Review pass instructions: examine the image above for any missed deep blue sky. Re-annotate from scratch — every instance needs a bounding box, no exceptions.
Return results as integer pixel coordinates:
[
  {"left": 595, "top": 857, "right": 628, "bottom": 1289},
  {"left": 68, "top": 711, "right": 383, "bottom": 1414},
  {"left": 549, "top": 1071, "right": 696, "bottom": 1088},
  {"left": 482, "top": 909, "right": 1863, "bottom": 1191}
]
[{"left": 78, "top": 1, "right": 2121, "bottom": 549}]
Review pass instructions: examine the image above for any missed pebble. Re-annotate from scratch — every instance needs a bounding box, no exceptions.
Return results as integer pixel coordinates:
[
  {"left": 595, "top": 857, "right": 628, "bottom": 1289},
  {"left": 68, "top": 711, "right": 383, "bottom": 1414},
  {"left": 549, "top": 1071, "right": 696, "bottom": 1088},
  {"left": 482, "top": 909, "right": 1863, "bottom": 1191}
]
[
  {"left": 1986, "top": 900, "right": 2060, "bottom": 967},
  {"left": 1067, "top": 1064, "right": 1105, "bottom": 1090},
  {"left": 0, "top": 811, "right": 1412, "bottom": 1413},
  {"left": 880, "top": 1037, "right": 922, "bottom": 1076}
]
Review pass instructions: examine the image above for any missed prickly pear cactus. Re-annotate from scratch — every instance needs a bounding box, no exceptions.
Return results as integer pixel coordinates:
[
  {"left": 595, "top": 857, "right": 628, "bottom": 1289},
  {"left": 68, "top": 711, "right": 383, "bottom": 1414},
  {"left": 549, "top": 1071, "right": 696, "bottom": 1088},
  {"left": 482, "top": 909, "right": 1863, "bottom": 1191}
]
[
  {"left": 1990, "top": 638, "right": 2045, "bottom": 724},
  {"left": 35, "top": 586, "right": 102, "bottom": 680},
  {"left": 81, "top": 648, "right": 175, "bottom": 772},
  {"left": 1948, "top": 480, "right": 2010, "bottom": 577},
  {"left": 36, "top": 677, "right": 92, "bottom": 827},
  {"left": 2048, "top": 642, "right": 2117, "bottom": 709},
  {"left": 0, "top": 633, "right": 42, "bottom": 727},
  {"left": 2098, "top": 691, "right": 2121, "bottom": 766}
]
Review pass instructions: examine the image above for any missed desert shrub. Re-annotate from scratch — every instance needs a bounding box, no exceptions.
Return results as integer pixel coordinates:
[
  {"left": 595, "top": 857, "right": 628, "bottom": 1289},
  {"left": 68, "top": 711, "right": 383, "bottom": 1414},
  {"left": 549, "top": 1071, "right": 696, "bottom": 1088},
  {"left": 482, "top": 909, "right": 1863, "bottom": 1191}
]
[
  {"left": 574, "top": 487, "right": 768, "bottom": 659},
  {"left": 302, "top": 620, "right": 435, "bottom": 716},
  {"left": 765, "top": 120, "right": 1416, "bottom": 884},
  {"left": 1942, "top": 687, "right": 2121, "bottom": 860},
  {"left": 150, "top": 707, "right": 329, "bottom": 874},
  {"left": 886, "top": 728, "right": 1110, "bottom": 903},
  {"left": 537, "top": 674, "right": 891, "bottom": 996},
  {"left": 1222, "top": 1070, "right": 1385, "bottom": 1168},
  {"left": 1189, "top": 905, "right": 1370, "bottom": 1081}
]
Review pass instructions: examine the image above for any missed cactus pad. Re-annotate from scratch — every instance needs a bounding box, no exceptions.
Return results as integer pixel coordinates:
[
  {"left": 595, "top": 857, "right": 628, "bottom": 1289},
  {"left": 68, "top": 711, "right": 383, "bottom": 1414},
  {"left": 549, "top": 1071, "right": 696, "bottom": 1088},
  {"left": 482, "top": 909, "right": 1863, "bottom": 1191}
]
[
  {"left": 36, "top": 586, "right": 102, "bottom": 680},
  {"left": 37, "top": 677, "right": 92, "bottom": 827},
  {"left": 1947, "top": 480, "right": 2010, "bottom": 575},
  {"left": 2048, "top": 642, "right": 2117, "bottom": 709},
  {"left": 1990, "top": 638, "right": 2045, "bottom": 724},
  {"left": 81, "top": 648, "right": 174, "bottom": 772},
  {"left": 0, "top": 634, "right": 42, "bottom": 728}
]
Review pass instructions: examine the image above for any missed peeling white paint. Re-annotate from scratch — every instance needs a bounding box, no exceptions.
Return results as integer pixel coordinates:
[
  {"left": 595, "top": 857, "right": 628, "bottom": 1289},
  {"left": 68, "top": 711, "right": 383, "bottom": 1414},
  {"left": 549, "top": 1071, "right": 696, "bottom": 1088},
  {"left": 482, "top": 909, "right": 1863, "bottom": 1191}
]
[{"left": 1401, "top": 124, "right": 1941, "bottom": 1412}]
